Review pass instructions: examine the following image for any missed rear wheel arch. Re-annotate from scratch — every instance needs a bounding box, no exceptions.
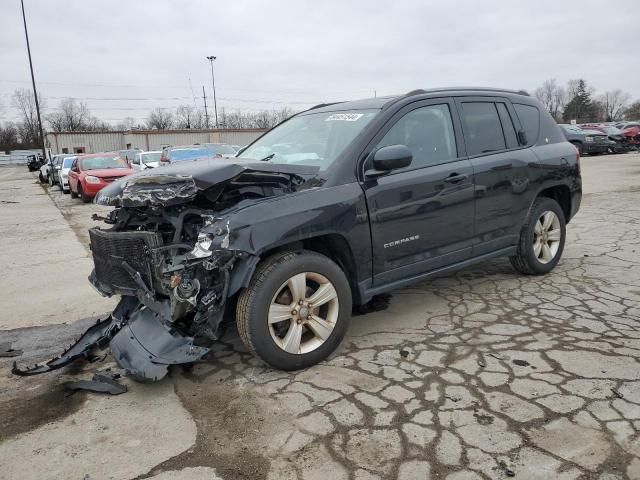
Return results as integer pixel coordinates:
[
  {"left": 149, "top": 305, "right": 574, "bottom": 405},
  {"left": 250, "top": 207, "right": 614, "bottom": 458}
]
[{"left": 536, "top": 185, "right": 571, "bottom": 223}]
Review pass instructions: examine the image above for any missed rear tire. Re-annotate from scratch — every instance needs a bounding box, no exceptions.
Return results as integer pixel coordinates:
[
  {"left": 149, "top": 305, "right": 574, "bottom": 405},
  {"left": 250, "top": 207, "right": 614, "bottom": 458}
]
[
  {"left": 236, "top": 250, "right": 352, "bottom": 371},
  {"left": 510, "top": 197, "right": 566, "bottom": 275}
]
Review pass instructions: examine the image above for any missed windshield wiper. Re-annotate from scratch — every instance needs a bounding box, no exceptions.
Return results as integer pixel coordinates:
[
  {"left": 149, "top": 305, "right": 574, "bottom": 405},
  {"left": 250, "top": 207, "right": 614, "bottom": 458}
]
[{"left": 259, "top": 153, "right": 275, "bottom": 162}]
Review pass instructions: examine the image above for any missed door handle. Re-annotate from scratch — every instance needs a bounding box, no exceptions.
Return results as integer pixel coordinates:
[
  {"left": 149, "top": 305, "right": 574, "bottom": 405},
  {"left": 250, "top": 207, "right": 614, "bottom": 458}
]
[{"left": 444, "top": 173, "right": 467, "bottom": 184}]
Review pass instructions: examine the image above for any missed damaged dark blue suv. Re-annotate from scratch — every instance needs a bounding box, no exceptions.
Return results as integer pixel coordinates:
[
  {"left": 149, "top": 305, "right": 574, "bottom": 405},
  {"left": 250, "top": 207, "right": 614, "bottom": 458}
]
[{"left": 15, "top": 88, "right": 581, "bottom": 381}]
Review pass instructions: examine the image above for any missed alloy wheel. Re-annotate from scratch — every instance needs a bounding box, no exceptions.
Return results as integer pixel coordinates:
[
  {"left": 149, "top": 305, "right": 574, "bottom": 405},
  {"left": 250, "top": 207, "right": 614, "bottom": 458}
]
[
  {"left": 533, "top": 211, "right": 561, "bottom": 264},
  {"left": 268, "top": 272, "right": 339, "bottom": 354}
]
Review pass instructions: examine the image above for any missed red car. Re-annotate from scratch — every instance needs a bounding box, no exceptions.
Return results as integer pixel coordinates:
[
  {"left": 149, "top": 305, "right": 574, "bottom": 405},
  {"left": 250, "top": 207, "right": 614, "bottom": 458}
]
[
  {"left": 622, "top": 124, "right": 640, "bottom": 148},
  {"left": 68, "top": 153, "right": 134, "bottom": 203}
]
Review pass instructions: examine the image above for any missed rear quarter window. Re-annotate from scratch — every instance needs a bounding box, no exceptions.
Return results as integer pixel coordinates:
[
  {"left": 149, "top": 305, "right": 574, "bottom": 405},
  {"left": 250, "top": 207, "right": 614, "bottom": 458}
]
[{"left": 514, "top": 104, "right": 540, "bottom": 145}]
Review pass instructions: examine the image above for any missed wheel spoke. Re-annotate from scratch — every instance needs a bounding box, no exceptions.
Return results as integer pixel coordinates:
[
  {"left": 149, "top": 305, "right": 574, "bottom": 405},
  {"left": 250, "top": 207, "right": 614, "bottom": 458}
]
[
  {"left": 307, "top": 315, "right": 334, "bottom": 341},
  {"left": 534, "top": 220, "right": 543, "bottom": 235},
  {"left": 542, "top": 212, "right": 554, "bottom": 231},
  {"left": 287, "top": 273, "right": 307, "bottom": 302},
  {"left": 541, "top": 243, "right": 553, "bottom": 262},
  {"left": 268, "top": 303, "right": 293, "bottom": 324},
  {"left": 547, "top": 228, "right": 561, "bottom": 242},
  {"left": 533, "top": 241, "right": 542, "bottom": 258},
  {"left": 281, "top": 322, "right": 303, "bottom": 354},
  {"left": 306, "top": 283, "right": 338, "bottom": 308}
]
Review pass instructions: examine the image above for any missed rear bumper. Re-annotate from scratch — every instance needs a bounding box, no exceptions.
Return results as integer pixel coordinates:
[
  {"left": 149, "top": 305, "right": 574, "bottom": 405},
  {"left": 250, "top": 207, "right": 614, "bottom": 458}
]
[{"left": 570, "top": 189, "right": 582, "bottom": 221}]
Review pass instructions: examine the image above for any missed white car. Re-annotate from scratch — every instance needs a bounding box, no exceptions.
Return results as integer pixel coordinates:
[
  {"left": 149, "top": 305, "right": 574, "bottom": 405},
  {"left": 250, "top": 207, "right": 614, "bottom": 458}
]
[
  {"left": 39, "top": 156, "right": 56, "bottom": 183},
  {"left": 131, "top": 151, "right": 162, "bottom": 170},
  {"left": 54, "top": 155, "right": 77, "bottom": 193}
]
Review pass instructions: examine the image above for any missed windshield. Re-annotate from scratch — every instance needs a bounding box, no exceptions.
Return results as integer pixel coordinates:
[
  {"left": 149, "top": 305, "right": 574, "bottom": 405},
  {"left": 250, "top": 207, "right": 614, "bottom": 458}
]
[
  {"left": 141, "top": 152, "right": 162, "bottom": 164},
  {"left": 82, "top": 155, "right": 128, "bottom": 170},
  {"left": 204, "top": 144, "right": 236, "bottom": 155},
  {"left": 62, "top": 157, "right": 75, "bottom": 168},
  {"left": 240, "top": 109, "right": 378, "bottom": 170},
  {"left": 169, "top": 148, "right": 212, "bottom": 161},
  {"left": 562, "top": 125, "right": 582, "bottom": 134}
]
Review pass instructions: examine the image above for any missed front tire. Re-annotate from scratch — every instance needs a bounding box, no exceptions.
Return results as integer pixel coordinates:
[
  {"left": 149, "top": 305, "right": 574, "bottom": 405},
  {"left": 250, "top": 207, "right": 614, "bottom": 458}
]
[
  {"left": 236, "top": 250, "right": 352, "bottom": 371},
  {"left": 78, "top": 184, "right": 91, "bottom": 203},
  {"left": 510, "top": 197, "right": 566, "bottom": 275}
]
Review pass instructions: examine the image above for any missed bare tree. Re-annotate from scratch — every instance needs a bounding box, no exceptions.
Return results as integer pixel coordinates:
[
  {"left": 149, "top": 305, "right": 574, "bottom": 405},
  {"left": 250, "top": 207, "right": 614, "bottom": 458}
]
[
  {"left": 598, "top": 90, "right": 631, "bottom": 122},
  {"left": 534, "top": 79, "right": 566, "bottom": 121},
  {"left": 47, "top": 98, "right": 91, "bottom": 131},
  {"left": 146, "top": 108, "right": 174, "bottom": 129},
  {"left": 175, "top": 105, "right": 205, "bottom": 129},
  {"left": 11, "top": 88, "right": 45, "bottom": 145},
  {"left": 624, "top": 101, "right": 640, "bottom": 121},
  {"left": 114, "top": 117, "right": 137, "bottom": 131},
  {"left": 0, "top": 122, "right": 19, "bottom": 150}
]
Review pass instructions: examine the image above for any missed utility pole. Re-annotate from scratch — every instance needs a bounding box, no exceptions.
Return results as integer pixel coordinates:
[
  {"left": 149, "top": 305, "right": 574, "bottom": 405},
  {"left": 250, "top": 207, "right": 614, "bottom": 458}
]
[
  {"left": 206, "top": 56, "right": 219, "bottom": 128},
  {"left": 202, "top": 85, "right": 209, "bottom": 129},
  {"left": 20, "top": 0, "right": 46, "bottom": 160}
]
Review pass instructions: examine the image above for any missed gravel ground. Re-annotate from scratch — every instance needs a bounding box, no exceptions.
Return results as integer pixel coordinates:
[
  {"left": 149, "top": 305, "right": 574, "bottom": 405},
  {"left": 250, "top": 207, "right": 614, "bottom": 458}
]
[{"left": 1, "top": 153, "right": 639, "bottom": 480}]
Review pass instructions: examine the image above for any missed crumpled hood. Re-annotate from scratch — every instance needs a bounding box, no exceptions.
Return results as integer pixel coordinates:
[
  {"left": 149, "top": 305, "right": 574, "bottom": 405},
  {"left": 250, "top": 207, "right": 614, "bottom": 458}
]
[{"left": 94, "top": 157, "right": 319, "bottom": 207}]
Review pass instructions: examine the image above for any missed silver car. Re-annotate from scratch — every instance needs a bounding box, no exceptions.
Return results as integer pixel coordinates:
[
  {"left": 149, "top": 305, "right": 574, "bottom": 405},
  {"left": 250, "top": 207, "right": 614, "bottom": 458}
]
[{"left": 131, "top": 151, "right": 162, "bottom": 170}]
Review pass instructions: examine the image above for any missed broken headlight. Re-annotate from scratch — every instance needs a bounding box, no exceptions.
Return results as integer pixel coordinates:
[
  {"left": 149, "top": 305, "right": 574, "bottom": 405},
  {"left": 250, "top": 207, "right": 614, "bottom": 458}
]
[{"left": 190, "top": 232, "right": 214, "bottom": 258}]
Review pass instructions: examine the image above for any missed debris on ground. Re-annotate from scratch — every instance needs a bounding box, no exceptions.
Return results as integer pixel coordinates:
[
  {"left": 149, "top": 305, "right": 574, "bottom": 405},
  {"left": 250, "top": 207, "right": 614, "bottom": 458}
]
[
  {"left": 0, "top": 342, "right": 23, "bottom": 357},
  {"left": 64, "top": 372, "right": 127, "bottom": 396}
]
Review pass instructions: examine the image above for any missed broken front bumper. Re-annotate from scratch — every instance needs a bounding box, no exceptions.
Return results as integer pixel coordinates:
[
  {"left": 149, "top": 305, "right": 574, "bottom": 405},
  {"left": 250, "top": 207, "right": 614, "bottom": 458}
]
[
  {"left": 14, "top": 227, "right": 216, "bottom": 382},
  {"left": 13, "top": 296, "right": 210, "bottom": 382}
]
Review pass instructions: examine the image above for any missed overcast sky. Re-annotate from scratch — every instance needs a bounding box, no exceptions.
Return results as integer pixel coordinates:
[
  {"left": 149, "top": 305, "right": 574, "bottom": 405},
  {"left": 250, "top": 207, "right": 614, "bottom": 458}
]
[{"left": 1, "top": 0, "right": 638, "bottom": 125}]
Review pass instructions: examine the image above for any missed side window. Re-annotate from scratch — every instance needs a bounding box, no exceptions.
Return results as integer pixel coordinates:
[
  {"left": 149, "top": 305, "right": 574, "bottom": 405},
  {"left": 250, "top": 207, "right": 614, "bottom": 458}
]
[
  {"left": 376, "top": 104, "right": 457, "bottom": 168},
  {"left": 460, "top": 102, "right": 506, "bottom": 155},
  {"left": 495, "top": 103, "right": 518, "bottom": 148},
  {"left": 513, "top": 104, "right": 540, "bottom": 145}
]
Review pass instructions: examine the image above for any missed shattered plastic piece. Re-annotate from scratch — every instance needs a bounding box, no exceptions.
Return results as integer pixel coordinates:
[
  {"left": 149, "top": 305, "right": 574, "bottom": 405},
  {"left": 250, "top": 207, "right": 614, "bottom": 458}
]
[
  {"left": 110, "top": 306, "right": 209, "bottom": 382},
  {"left": 12, "top": 316, "right": 120, "bottom": 376},
  {"left": 0, "top": 342, "right": 23, "bottom": 357},
  {"left": 65, "top": 373, "right": 127, "bottom": 395}
]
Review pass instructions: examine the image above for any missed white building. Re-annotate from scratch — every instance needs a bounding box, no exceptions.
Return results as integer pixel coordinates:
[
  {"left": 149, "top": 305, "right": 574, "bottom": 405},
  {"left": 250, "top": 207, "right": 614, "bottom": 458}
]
[{"left": 46, "top": 128, "right": 266, "bottom": 155}]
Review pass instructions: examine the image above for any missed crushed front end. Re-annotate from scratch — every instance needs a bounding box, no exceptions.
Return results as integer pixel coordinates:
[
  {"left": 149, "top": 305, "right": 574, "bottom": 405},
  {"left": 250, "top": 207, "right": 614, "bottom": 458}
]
[{"left": 14, "top": 160, "right": 318, "bottom": 382}]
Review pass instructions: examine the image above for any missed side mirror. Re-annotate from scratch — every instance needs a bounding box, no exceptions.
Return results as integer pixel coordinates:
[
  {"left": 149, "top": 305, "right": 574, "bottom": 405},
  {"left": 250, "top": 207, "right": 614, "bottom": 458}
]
[
  {"left": 366, "top": 145, "right": 412, "bottom": 177},
  {"left": 517, "top": 130, "right": 528, "bottom": 145}
]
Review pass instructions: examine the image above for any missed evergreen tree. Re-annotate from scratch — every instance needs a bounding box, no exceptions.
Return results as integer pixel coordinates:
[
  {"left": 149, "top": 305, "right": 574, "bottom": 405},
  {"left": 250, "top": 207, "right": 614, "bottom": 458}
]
[{"left": 562, "top": 80, "right": 598, "bottom": 123}]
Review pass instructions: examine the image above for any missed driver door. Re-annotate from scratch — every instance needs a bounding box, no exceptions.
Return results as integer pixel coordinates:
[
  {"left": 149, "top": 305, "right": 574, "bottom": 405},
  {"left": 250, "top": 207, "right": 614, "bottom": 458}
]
[{"left": 361, "top": 99, "right": 476, "bottom": 286}]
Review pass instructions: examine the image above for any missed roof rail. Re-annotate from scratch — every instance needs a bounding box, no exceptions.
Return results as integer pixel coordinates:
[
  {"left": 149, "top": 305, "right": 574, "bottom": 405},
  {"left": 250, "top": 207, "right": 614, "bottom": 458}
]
[
  {"left": 404, "top": 87, "right": 530, "bottom": 97},
  {"left": 308, "top": 101, "right": 343, "bottom": 110}
]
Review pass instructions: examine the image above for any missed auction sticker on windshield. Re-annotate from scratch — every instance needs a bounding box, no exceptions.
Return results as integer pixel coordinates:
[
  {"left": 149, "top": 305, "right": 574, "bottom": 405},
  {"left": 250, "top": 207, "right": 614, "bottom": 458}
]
[{"left": 325, "top": 113, "right": 364, "bottom": 122}]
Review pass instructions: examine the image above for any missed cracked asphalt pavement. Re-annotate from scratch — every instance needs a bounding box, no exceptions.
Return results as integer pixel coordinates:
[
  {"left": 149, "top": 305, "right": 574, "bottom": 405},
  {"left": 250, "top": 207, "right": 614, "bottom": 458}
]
[{"left": 1, "top": 154, "right": 640, "bottom": 480}]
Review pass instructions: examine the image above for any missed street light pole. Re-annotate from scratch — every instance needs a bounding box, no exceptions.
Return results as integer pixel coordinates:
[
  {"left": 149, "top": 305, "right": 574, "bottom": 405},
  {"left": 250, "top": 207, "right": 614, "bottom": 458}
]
[
  {"left": 206, "top": 55, "right": 219, "bottom": 128},
  {"left": 20, "top": 0, "right": 46, "bottom": 160}
]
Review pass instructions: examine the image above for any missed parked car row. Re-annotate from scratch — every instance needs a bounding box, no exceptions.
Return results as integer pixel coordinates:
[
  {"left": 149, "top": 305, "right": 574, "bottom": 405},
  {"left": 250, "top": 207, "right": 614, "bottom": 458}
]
[
  {"left": 558, "top": 121, "right": 640, "bottom": 155},
  {"left": 38, "top": 143, "right": 238, "bottom": 202}
]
